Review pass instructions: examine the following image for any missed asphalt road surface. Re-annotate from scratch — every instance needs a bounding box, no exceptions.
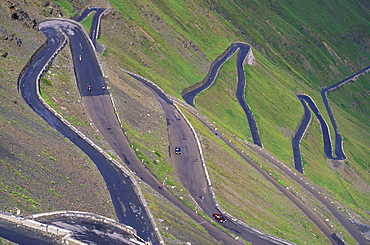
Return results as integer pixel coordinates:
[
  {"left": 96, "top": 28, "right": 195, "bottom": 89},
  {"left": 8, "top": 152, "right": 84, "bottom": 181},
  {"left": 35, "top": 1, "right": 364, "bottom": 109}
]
[
  {"left": 292, "top": 97, "right": 311, "bottom": 173},
  {"left": 235, "top": 43, "right": 262, "bottom": 147}
]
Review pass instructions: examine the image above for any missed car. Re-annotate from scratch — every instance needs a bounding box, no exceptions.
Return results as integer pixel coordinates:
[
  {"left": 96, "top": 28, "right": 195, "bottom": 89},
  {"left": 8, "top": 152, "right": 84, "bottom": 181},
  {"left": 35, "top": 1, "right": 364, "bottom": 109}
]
[
  {"left": 175, "top": 147, "right": 181, "bottom": 154},
  {"left": 212, "top": 213, "right": 226, "bottom": 223}
]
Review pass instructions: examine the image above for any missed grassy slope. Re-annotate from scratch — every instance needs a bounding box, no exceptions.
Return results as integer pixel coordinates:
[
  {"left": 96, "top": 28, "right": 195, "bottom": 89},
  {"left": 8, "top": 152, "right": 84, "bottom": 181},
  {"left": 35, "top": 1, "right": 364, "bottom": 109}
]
[{"left": 100, "top": 0, "right": 369, "bottom": 243}]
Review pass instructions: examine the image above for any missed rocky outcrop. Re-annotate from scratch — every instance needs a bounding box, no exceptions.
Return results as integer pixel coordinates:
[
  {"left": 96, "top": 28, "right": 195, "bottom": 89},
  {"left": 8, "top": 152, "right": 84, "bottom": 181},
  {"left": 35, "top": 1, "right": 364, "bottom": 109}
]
[
  {"left": 0, "top": 31, "right": 23, "bottom": 47},
  {"left": 6, "top": 0, "right": 37, "bottom": 29},
  {"left": 3, "top": 0, "right": 66, "bottom": 29},
  {"left": 0, "top": 50, "right": 8, "bottom": 58}
]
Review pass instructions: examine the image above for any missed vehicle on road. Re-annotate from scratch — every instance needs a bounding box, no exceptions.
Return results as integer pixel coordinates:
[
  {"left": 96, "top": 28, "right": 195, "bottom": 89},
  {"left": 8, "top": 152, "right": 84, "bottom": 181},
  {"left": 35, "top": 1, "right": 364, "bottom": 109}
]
[
  {"left": 79, "top": 54, "right": 82, "bottom": 61},
  {"left": 212, "top": 213, "right": 226, "bottom": 223},
  {"left": 175, "top": 147, "right": 181, "bottom": 154},
  {"left": 87, "top": 84, "right": 91, "bottom": 93},
  {"left": 102, "top": 85, "right": 106, "bottom": 90}
]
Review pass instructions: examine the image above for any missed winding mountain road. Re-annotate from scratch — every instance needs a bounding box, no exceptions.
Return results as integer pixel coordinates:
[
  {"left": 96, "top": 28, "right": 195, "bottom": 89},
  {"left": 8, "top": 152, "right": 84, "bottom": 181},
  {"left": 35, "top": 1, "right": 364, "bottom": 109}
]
[
  {"left": 180, "top": 39, "right": 369, "bottom": 244},
  {"left": 182, "top": 42, "right": 262, "bottom": 147},
  {"left": 17, "top": 7, "right": 370, "bottom": 245},
  {"left": 18, "top": 18, "right": 158, "bottom": 244},
  {"left": 293, "top": 66, "right": 370, "bottom": 173},
  {"left": 18, "top": 13, "right": 263, "bottom": 245},
  {"left": 124, "top": 72, "right": 284, "bottom": 245}
]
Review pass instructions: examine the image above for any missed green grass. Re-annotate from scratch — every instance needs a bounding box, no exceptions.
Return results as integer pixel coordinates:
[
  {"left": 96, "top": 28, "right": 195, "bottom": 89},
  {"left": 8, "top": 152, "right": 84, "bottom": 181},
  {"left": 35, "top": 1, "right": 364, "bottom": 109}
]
[
  {"left": 106, "top": 0, "right": 240, "bottom": 98},
  {"left": 80, "top": 12, "right": 94, "bottom": 33},
  {"left": 99, "top": 0, "right": 370, "bottom": 242},
  {"left": 53, "top": 0, "right": 75, "bottom": 17},
  {"left": 3, "top": 187, "right": 41, "bottom": 206},
  {"left": 101, "top": 48, "right": 108, "bottom": 57},
  {"left": 128, "top": 138, "right": 181, "bottom": 189},
  {"left": 40, "top": 77, "right": 52, "bottom": 86}
]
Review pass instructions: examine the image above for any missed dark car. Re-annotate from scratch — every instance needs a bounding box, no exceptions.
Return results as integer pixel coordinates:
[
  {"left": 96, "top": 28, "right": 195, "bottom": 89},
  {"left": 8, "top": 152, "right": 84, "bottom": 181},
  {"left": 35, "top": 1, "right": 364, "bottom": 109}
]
[
  {"left": 212, "top": 213, "right": 226, "bottom": 223},
  {"left": 175, "top": 147, "right": 181, "bottom": 154}
]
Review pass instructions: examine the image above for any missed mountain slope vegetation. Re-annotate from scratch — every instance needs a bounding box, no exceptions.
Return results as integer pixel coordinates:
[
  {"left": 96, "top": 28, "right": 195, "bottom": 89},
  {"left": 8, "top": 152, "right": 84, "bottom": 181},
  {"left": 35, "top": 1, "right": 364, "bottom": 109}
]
[{"left": 0, "top": 0, "right": 369, "bottom": 244}]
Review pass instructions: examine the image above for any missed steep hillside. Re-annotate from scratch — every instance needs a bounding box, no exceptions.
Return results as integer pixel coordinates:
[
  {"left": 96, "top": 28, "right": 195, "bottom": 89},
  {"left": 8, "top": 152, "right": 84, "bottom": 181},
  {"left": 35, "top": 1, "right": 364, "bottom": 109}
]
[
  {"left": 0, "top": 0, "right": 117, "bottom": 217},
  {"left": 98, "top": 0, "right": 370, "bottom": 243},
  {"left": 0, "top": 0, "right": 369, "bottom": 244}
]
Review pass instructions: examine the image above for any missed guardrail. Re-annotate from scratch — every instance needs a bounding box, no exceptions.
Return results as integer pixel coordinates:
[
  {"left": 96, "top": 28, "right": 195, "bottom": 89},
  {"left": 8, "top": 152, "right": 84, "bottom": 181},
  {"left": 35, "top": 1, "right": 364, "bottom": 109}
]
[
  {"left": 0, "top": 212, "right": 86, "bottom": 245},
  {"left": 31, "top": 210, "right": 149, "bottom": 245}
]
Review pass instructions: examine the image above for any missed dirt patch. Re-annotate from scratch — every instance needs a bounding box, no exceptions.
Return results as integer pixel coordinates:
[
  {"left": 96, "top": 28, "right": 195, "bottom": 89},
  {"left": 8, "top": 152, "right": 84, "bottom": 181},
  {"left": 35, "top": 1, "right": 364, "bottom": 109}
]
[
  {"left": 275, "top": 125, "right": 292, "bottom": 139},
  {"left": 328, "top": 159, "right": 370, "bottom": 195}
]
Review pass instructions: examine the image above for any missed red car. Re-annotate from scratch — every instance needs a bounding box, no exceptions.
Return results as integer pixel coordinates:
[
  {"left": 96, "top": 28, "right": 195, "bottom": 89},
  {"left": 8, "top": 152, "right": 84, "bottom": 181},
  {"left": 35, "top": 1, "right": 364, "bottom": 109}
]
[{"left": 212, "top": 213, "right": 226, "bottom": 223}]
